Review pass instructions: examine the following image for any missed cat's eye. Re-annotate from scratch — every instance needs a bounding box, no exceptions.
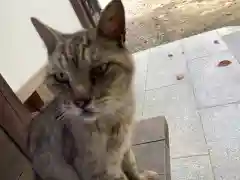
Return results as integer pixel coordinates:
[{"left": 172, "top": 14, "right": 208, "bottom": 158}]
[
  {"left": 90, "top": 63, "right": 110, "bottom": 85},
  {"left": 93, "top": 63, "right": 109, "bottom": 75},
  {"left": 54, "top": 72, "right": 69, "bottom": 84}
]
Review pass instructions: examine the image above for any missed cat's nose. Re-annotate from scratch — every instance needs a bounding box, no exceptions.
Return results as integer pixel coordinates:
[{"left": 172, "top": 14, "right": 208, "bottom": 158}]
[
  {"left": 74, "top": 97, "right": 91, "bottom": 109},
  {"left": 81, "top": 98, "right": 92, "bottom": 109}
]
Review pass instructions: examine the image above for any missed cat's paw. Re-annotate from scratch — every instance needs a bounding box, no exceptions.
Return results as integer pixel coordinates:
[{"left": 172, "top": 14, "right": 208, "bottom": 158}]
[{"left": 140, "top": 170, "right": 161, "bottom": 180}]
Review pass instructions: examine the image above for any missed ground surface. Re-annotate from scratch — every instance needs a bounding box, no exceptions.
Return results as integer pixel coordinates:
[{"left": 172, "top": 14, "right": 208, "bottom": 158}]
[
  {"left": 133, "top": 28, "right": 240, "bottom": 180},
  {"left": 124, "top": 0, "right": 240, "bottom": 53}
]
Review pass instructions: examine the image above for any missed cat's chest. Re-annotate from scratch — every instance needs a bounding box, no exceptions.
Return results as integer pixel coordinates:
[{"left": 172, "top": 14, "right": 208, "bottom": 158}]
[
  {"left": 78, "top": 120, "right": 132, "bottom": 154},
  {"left": 73, "top": 120, "right": 133, "bottom": 178}
]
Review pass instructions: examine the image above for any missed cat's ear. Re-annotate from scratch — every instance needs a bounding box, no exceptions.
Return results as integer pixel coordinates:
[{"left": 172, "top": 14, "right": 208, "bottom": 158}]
[
  {"left": 97, "top": 0, "right": 125, "bottom": 44},
  {"left": 31, "top": 17, "right": 63, "bottom": 54}
]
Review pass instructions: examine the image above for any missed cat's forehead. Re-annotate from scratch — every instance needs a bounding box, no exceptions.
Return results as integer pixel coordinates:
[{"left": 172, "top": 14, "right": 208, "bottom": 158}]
[
  {"left": 50, "top": 32, "right": 98, "bottom": 67},
  {"left": 48, "top": 28, "right": 132, "bottom": 72}
]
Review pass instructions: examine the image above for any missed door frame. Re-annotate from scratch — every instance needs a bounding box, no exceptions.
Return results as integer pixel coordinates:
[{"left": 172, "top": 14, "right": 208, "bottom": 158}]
[{"left": 69, "top": 0, "right": 101, "bottom": 29}]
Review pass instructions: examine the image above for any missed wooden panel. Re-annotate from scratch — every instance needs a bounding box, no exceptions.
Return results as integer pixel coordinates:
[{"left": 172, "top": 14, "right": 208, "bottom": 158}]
[
  {"left": 24, "top": 91, "right": 44, "bottom": 113},
  {"left": 0, "top": 73, "right": 31, "bottom": 154},
  {"left": 0, "top": 129, "right": 35, "bottom": 180},
  {"left": 69, "top": 0, "right": 99, "bottom": 28},
  {"left": 16, "top": 66, "right": 46, "bottom": 103},
  {"left": 0, "top": 74, "right": 36, "bottom": 179}
]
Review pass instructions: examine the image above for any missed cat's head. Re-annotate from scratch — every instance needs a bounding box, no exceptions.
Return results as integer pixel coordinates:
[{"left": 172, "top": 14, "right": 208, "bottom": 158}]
[{"left": 31, "top": 0, "right": 134, "bottom": 110}]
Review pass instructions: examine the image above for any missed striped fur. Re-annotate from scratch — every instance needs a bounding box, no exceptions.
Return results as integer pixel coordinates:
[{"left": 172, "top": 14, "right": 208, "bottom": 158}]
[{"left": 31, "top": 0, "right": 160, "bottom": 180}]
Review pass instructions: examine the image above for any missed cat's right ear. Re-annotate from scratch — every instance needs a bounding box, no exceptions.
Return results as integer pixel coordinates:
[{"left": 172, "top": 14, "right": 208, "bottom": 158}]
[
  {"left": 97, "top": 0, "right": 125, "bottom": 44},
  {"left": 31, "top": 17, "right": 62, "bottom": 54}
]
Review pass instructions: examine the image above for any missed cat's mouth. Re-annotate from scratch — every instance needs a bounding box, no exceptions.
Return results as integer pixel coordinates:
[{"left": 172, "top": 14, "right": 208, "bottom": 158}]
[
  {"left": 73, "top": 99, "right": 97, "bottom": 121},
  {"left": 73, "top": 98, "right": 95, "bottom": 114}
]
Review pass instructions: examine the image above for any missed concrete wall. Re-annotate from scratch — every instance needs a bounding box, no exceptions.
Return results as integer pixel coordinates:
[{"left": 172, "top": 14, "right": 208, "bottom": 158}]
[{"left": 0, "top": 0, "right": 82, "bottom": 93}]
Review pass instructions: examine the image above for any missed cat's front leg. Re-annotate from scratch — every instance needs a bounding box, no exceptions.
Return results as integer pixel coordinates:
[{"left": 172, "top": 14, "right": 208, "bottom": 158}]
[
  {"left": 122, "top": 149, "right": 161, "bottom": 180},
  {"left": 122, "top": 149, "right": 141, "bottom": 180}
]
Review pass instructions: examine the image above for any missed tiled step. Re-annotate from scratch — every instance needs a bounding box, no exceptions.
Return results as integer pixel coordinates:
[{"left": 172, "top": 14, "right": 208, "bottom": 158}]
[{"left": 133, "top": 116, "right": 171, "bottom": 179}]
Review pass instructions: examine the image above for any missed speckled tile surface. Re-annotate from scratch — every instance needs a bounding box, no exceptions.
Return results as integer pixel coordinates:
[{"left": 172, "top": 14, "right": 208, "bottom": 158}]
[
  {"left": 142, "top": 83, "right": 208, "bottom": 158},
  {"left": 145, "top": 41, "right": 187, "bottom": 90},
  {"left": 182, "top": 30, "right": 228, "bottom": 61},
  {"left": 222, "top": 31, "right": 240, "bottom": 64},
  {"left": 171, "top": 156, "right": 214, "bottom": 180},
  {"left": 132, "top": 28, "right": 240, "bottom": 180},
  {"left": 188, "top": 51, "right": 240, "bottom": 108},
  {"left": 208, "top": 140, "right": 240, "bottom": 180},
  {"left": 199, "top": 104, "right": 240, "bottom": 143},
  {"left": 199, "top": 104, "right": 240, "bottom": 180},
  {"left": 133, "top": 49, "right": 149, "bottom": 119}
]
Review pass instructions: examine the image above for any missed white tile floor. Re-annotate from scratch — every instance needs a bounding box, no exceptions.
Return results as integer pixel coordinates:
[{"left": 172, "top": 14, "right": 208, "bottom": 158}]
[{"left": 133, "top": 27, "right": 240, "bottom": 180}]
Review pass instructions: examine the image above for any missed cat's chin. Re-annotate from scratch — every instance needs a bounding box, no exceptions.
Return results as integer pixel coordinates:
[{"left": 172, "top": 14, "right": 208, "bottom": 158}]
[
  {"left": 60, "top": 102, "right": 82, "bottom": 117},
  {"left": 81, "top": 111, "right": 97, "bottom": 122}
]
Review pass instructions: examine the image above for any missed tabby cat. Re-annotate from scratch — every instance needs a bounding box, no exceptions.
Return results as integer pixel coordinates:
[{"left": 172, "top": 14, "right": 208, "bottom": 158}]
[{"left": 31, "top": 0, "right": 160, "bottom": 179}]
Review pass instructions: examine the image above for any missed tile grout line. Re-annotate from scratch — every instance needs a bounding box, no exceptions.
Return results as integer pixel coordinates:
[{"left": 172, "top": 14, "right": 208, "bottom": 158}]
[
  {"left": 184, "top": 29, "right": 234, "bottom": 62},
  {"left": 186, "top": 31, "right": 240, "bottom": 180},
  {"left": 186, "top": 31, "right": 240, "bottom": 111},
  {"left": 196, "top": 110, "right": 217, "bottom": 180},
  {"left": 133, "top": 138, "right": 166, "bottom": 146},
  {"left": 181, "top": 33, "right": 210, "bottom": 62},
  {"left": 195, "top": 94, "right": 217, "bottom": 180},
  {"left": 136, "top": 30, "right": 237, "bottom": 179},
  {"left": 142, "top": 41, "right": 215, "bottom": 168},
  {"left": 143, "top": 43, "right": 230, "bottom": 93},
  {"left": 145, "top": 82, "right": 183, "bottom": 92},
  {"left": 141, "top": 52, "right": 150, "bottom": 117},
  {"left": 171, "top": 153, "right": 209, "bottom": 160},
  {"left": 186, "top": 51, "right": 217, "bottom": 180},
  {"left": 144, "top": 40, "right": 187, "bottom": 93},
  {"left": 197, "top": 99, "right": 240, "bottom": 111}
]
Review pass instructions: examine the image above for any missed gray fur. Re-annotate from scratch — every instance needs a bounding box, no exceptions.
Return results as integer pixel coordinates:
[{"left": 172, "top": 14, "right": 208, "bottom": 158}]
[{"left": 30, "top": 0, "right": 160, "bottom": 180}]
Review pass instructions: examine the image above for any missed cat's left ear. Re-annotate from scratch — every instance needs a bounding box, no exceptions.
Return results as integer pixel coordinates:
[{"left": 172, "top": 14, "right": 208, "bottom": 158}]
[
  {"left": 31, "top": 17, "right": 63, "bottom": 55},
  {"left": 97, "top": 0, "right": 125, "bottom": 44}
]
